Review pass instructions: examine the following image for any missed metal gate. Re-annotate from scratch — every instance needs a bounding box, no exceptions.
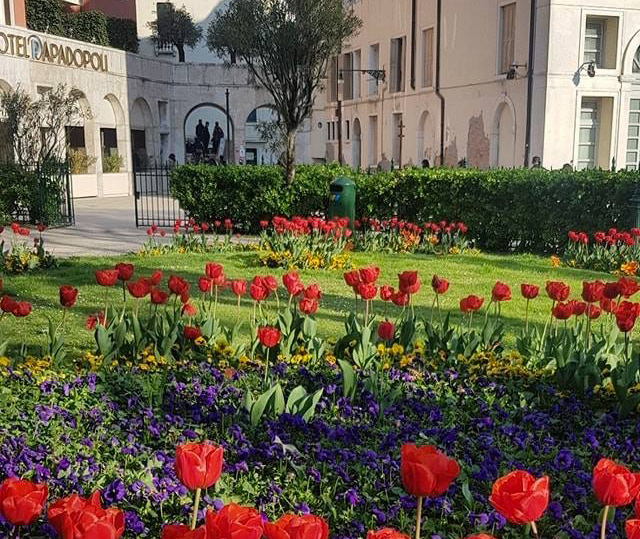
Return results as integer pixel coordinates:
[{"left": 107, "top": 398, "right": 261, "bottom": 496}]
[
  {"left": 11, "top": 161, "right": 75, "bottom": 227},
  {"left": 133, "top": 164, "right": 186, "bottom": 227}
]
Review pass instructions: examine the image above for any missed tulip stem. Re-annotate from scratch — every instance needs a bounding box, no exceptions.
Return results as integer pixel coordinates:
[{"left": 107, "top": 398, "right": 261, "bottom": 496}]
[
  {"left": 415, "top": 496, "right": 423, "bottom": 539},
  {"left": 191, "top": 487, "right": 202, "bottom": 530},
  {"left": 525, "top": 299, "right": 530, "bottom": 333},
  {"left": 600, "top": 505, "right": 609, "bottom": 539},
  {"left": 531, "top": 521, "right": 539, "bottom": 539}
]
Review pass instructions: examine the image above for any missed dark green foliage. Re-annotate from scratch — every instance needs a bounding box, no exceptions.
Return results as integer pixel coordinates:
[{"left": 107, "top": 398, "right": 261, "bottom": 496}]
[
  {"left": 107, "top": 17, "right": 139, "bottom": 53},
  {"left": 25, "top": 0, "right": 66, "bottom": 36},
  {"left": 65, "top": 11, "right": 109, "bottom": 46},
  {"left": 171, "top": 165, "right": 639, "bottom": 252}
]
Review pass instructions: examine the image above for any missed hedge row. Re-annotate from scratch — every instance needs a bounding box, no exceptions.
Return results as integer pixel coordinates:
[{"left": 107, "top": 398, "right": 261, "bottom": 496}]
[
  {"left": 25, "top": 0, "right": 139, "bottom": 52},
  {"left": 170, "top": 164, "right": 639, "bottom": 252}
]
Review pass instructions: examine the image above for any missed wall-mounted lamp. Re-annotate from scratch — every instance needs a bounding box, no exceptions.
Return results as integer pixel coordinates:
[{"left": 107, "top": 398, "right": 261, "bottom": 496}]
[
  {"left": 339, "top": 69, "right": 387, "bottom": 85},
  {"left": 506, "top": 63, "right": 527, "bottom": 80},
  {"left": 579, "top": 61, "right": 596, "bottom": 78}
]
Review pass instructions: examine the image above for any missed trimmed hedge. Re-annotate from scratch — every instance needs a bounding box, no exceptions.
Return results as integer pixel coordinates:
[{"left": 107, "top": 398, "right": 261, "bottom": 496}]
[
  {"left": 107, "top": 17, "right": 140, "bottom": 53},
  {"left": 170, "top": 165, "right": 639, "bottom": 252},
  {"left": 66, "top": 11, "right": 109, "bottom": 46},
  {"left": 25, "top": 0, "right": 66, "bottom": 36}
]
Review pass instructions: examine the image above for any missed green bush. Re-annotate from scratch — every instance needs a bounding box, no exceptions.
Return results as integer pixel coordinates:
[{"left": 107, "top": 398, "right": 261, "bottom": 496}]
[
  {"left": 25, "top": 0, "right": 66, "bottom": 36},
  {"left": 65, "top": 11, "right": 109, "bottom": 46},
  {"left": 107, "top": 17, "right": 140, "bottom": 53},
  {"left": 170, "top": 165, "right": 639, "bottom": 251},
  {"left": 0, "top": 164, "right": 30, "bottom": 222}
]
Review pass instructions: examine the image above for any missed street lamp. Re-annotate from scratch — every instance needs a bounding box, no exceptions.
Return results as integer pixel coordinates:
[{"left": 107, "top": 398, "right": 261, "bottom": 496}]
[
  {"left": 506, "top": 63, "right": 527, "bottom": 80},
  {"left": 338, "top": 68, "right": 387, "bottom": 85}
]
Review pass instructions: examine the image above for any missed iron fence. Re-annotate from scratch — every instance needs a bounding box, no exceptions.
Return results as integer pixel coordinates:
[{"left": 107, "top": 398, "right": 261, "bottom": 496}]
[
  {"left": 133, "top": 164, "right": 186, "bottom": 227},
  {"left": 3, "top": 161, "right": 74, "bottom": 227}
]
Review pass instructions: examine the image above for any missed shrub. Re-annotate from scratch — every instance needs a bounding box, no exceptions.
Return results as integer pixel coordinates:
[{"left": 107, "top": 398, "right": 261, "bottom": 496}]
[
  {"left": 107, "top": 17, "right": 140, "bottom": 53},
  {"left": 65, "top": 11, "right": 109, "bottom": 46},
  {"left": 102, "top": 153, "right": 123, "bottom": 174},
  {"left": 25, "top": 0, "right": 66, "bottom": 36},
  {"left": 171, "top": 165, "right": 638, "bottom": 252},
  {"left": 68, "top": 149, "right": 96, "bottom": 175},
  {"left": 0, "top": 164, "right": 30, "bottom": 222}
]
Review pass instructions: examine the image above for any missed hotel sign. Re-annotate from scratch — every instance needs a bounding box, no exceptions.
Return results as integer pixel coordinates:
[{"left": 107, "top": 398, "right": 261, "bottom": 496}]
[{"left": 0, "top": 32, "right": 109, "bottom": 72}]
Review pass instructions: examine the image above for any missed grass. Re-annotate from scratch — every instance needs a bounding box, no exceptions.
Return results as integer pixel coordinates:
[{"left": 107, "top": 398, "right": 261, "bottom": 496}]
[{"left": 0, "top": 249, "right": 615, "bottom": 357}]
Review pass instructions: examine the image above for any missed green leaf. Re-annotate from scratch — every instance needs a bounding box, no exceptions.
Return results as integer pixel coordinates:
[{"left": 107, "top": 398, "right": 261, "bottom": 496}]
[{"left": 338, "top": 359, "right": 357, "bottom": 400}]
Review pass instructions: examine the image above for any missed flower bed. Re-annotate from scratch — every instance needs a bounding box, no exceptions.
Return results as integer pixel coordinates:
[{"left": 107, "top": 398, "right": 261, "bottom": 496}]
[
  {"left": 0, "top": 223, "right": 56, "bottom": 274},
  {"left": 559, "top": 229, "right": 640, "bottom": 274}
]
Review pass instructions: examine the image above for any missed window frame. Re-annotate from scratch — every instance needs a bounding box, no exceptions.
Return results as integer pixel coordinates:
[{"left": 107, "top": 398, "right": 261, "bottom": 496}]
[
  {"left": 499, "top": 3, "right": 516, "bottom": 75},
  {"left": 421, "top": 28, "right": 434, "bottom": 88},
  {"left": 577, "top": 98, "right": 600, "bottom": 170}
]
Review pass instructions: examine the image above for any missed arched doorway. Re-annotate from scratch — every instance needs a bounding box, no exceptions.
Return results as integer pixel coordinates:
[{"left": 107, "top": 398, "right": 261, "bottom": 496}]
[
  {"left": 66, "top": 91, "right": 96, "bottom": 174},
  {"left": 352, "top": 118, "right": 362, "bottom": 169},
  {"left": 245, "top": 105, "right": 278, "bottom": 165},
  {"left": 490, "top": 99, "right": 516, "bottom": 168},
  {"left": 130, "top": 97, "right": 155, "bottom": 170},
  {"left": 184, "top": 104, "right": 234, "bottom": 163},
  {"left": 416, "top": 111, "right": 435, "bottom": 166}
]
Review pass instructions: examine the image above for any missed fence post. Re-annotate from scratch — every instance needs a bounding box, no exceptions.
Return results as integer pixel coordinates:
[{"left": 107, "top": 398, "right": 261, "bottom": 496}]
[{"left": 133, "top": 165, "right": 140, "bottom": 228}]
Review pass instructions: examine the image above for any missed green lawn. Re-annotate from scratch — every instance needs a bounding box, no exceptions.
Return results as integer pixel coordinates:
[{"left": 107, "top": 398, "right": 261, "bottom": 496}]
[{"left": 0, "top": 249, "right": 614, "bottom": 357}]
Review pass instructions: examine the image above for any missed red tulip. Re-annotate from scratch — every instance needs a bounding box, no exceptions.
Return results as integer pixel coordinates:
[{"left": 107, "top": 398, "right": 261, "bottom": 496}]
[
  {"left": 392, "top": 292, "right": 410, "bottom": 307},
  {"left": 250, "top": 283, "right": 268, "bottom": 302},
  {"left": 127, "top": 278, "right": 151, "bottom": 298},
  {"left": 344, "top": 271, "right": 361, "bottom": 288},
  {"left": 231, "top": 280, "right": 247, "bottom": 297},
  {"left": 95, "top": 269, "right": 119, "bottom": 287},
  {"left": 618, "top": 277, "right": 640, "bottom": 298},
  {"left": 151, "top": 289, "right": 169, "bottom": 305},
  {"left": 377, "top": 321, "right": 395, "bottom": 342},
  {"left": 603, "top": 282, "right": 621, "bottom": 300},
  {"left": 431, "top": 275, "right": 449, "bottom": 295},
  {"left": 182, "top": 303, "right": 197, "bottom": 317},
  {"left": 0, "top": 295, "right": 16, "bottom": 313},
  {"left": 592, "top": 458, "right": 640, "bottom": 506},
  {"left": 617, "top": 314, "right": 637, "bottom": 333},
  {"left": 150, "top": 270, "right": 163, "bottom": 286},
  {"left": 258, "top": 326, "right": 280, "bottom": 348},
  {"left": 552, "top": 302, "right": 573, "bottom": 320},
  {"left": 521, "top": 284, "right": 539, "bottom": 300},
  {"left": 582, "top": 281, "right": 605, "bottom": 303},
  {"left": 367, "top": 529, "right": 411, "bottom": 539},
  {"left": 489, "top": 470, "right": 549, "bottom": 524},
  {"left": 398, "top": 271, "right": 420, "bottom": 295},
  {"left": 85, "top": 312, "right": 105, "bottom": 330},
  {"left": 205, "top": 504, "right": 263, "bottom": 539},
  {"left": 0, "top": 477, "right": 48, "bottom": 526},
  {"left": 601, "top": 298, "right": 619, "bottom": 314},
  {"left": 571, "top": 300, "right": 587, "bottom": 316},
  {"left": 460, "top": 295, "right": 484, "bottom": 313},
  {"left": 168, "top": 275, "right": 190, "bottom": 296},
  {"left": 175, "top": 443, "right": 224, "bottom": 491},
  {"left": 400, "top": 443, "right": 460, "bottom": 497},
  {"left": 262, "top": 275, "right": 278, "bottom": 293},
  {"left": 546, "top": 281, "right": 570, "bottom": 302},
  {"left": 635, "top": 495, "right": 640, "bottom": 518},
  {"left": 59, "top": 285, "right": 78, "bottom": 308},
  {"left": 304, "top": 284, "right": 322, "bottom": 300},
  {"left": 264, "top": 514, "right": 329, "bottom": 539},
  {"left": 359, "top": 266, "right": 380, "bottom": 285},
  {"left": 12, "top": 301, "right": 31, "bottom": 317},
  {"left": 198, "top": 277, "right": 213, "bottom": 293},
  {"left": 299, "top": 298, "right": 318, "bottom": 315},
  {"left": 115, "top": 263, "right": 134, "bottom": 282},
  {"left": 586, "top": 304, "right": 601, "bottom": 320},
  {"left": 492, "top": 282, "right": 511, "bottom": 302},
  {"left": 380, "top": 286, "right": 394, "bottom": 302},
  {"left": 183, "top": 326, "right": 202, "bottom": 341},
  {"left": 283, "top": 272, "right": 303, "bottom": 296},
  {"left": 48, "top": 491, "right": 124, "bottom": 539},
  {"left": 205, "top": 263, "right": 224, "bottom": 281},
  {"left": 357, "top": 283, "right": 378, "bottom": 300},
  {"left": 162, "top": 524, "right": 207, "bottom": 539},
  {"left": 626, "top": 520, "right": 640, "bottom": 539}
]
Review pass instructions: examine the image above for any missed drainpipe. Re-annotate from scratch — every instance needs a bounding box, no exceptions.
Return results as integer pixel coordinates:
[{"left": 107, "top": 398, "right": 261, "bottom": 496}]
[
  {"left": 410, "top": 0, "right": 417, "bottom": 90},
  {"left": 524, "top": 0, "right": 537, "bottom": 167},
  {"left": 435, "top": 0, "right": 445, "bottom": 165}
]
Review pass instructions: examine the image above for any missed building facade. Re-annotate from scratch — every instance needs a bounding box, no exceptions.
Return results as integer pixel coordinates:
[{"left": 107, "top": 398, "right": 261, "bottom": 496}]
[
  {"left": 0, "top": 0, "right": 311, "bottom": 199},
  {"left": 315, "top": 0, "right": 640, "bottom": 171}
]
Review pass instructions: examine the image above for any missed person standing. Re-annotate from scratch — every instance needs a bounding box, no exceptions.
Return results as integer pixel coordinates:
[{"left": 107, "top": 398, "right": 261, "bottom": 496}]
[
  {"left": 195, "top": 119, "right": 204, "bottom": 143},
  {"left": 212, "top": 122, "right": 224, "bottom": 156},
  {"left": 203, "top": 121, "right": 211, "bottom": 157}
]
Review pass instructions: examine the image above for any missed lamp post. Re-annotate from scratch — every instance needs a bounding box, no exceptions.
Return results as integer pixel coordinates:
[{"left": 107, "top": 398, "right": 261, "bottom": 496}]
[{"left": 225, "top": 89, "right": 231, "bottom": 163}]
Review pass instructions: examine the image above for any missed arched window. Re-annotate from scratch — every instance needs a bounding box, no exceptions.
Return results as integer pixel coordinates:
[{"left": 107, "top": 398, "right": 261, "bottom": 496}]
[{"left": 634, "top": 46, "right": 640, "bottom": 73}]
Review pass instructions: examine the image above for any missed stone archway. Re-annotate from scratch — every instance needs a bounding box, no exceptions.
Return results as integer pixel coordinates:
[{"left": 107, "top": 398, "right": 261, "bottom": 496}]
[
  {"left": 130, "top": 97, "right": 156, "bottom": 169},
  {"left": 184, "top": 103, "right": 234, "bottom": 163},
  {"left": 490, "top": 96, "right": 516, "bottom": 168},
  {"left": 352, "top": 118, "right": 362, "bottom": 170}
]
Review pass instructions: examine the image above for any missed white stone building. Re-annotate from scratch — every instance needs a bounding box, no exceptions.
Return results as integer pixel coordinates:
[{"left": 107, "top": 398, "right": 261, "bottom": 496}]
[{"left": 314, "top": 0, "right": 640, "bottom": 171}]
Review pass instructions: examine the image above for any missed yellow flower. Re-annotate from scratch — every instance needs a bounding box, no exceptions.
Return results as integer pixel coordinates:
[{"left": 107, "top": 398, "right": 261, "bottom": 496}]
[
  {"left": 550, "top": 255, "right": 561, "bottom": 268},
  {"left": 194, "top": 336, "right": 206, "bottom": 346}
]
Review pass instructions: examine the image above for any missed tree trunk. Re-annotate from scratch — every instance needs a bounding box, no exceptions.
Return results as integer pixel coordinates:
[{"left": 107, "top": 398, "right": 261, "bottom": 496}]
[
  {"left": 284, "top": 130, "right": 296, "bottom": 185},
  {"left": 177, "top": 45, "right": 186, "bottom": 63}
]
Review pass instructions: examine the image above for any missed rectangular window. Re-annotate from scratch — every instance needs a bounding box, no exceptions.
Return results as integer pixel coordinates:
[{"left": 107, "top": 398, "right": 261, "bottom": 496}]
[
  {"left": 66, "top": 126, "right": 86, "bottom": 150},
  {"left": 158, "top": 101, "right": 169, "bottom": 127},
  {"left": 499, "top": 3, "right": 516, "bottom": 74},
  {"left": 3, "top": 0, "right": 11, "bottom": 25},
  {"left": 577, "top": 98, "right": 599, "bottom": 170},
  {"left": 390, "top": 37, "right": 406, "bottom": 93},
  {"left": 584, "top": 20, "right": 603, "bottom": 67},
  {"left": 346, "top": 120, "right": 350, "bottom": 141},
  {"left": 328, "top": 56, "right": 338, "bottom": 103},
  {"left": 422, "top": 28, "right": 434, "bottom": 88},
  {"left": 343, "top": 52, "right": 353, "bottom": 100},
  {"left": 626, "top": 99, "right": 640, "bottom": 170},
  {"left": 368, "top": 44, "right": 380, "bottom": 96},
  {"left": 368, "top": 115, "right": 378, "bottom": 166},
  {"left": 353, "top": 50, "right": 362, "bottom": 98}
]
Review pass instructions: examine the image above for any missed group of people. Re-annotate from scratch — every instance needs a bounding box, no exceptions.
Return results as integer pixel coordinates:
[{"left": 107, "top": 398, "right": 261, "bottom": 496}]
[{"left": 190, "top": 119, "right": 225, "bottom": 164}]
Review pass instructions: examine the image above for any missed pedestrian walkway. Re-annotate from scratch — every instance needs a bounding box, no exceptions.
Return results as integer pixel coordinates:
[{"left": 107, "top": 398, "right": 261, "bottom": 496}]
[{"left": 43, "top": 197, "right": 152, "bottom": 258}]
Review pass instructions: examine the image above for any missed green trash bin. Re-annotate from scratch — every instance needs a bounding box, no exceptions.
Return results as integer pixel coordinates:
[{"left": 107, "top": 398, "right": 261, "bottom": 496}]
[{"left": 328, "top": 176, "right": 356, "bottom": 227}]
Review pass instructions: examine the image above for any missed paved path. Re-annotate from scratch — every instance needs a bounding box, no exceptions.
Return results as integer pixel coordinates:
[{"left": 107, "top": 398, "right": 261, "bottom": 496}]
[{"left": 42, "top": 197, "right": 153, "bottom": 258}]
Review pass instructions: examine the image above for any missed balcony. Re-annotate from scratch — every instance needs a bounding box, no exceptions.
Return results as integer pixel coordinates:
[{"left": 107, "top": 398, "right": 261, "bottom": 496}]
[{"left": 155, "top": 40, "right": 175, "bottom": 57}]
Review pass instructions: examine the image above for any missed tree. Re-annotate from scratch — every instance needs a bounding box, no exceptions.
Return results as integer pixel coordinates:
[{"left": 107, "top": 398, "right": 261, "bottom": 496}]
[
  {"left": 148, "top": 3, "right": 203, "bottom": 63},
  {"left": 207, "top": 0, "right": 361, "bottom": 183},
  {"left": 0, "top": 84, "right": 86, "bottom": 168}
]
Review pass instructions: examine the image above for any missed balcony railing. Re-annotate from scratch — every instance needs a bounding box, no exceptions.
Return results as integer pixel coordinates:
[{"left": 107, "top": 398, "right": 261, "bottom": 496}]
[{"left": 154, "top": 40, "right": 175, "bottom": 57}]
